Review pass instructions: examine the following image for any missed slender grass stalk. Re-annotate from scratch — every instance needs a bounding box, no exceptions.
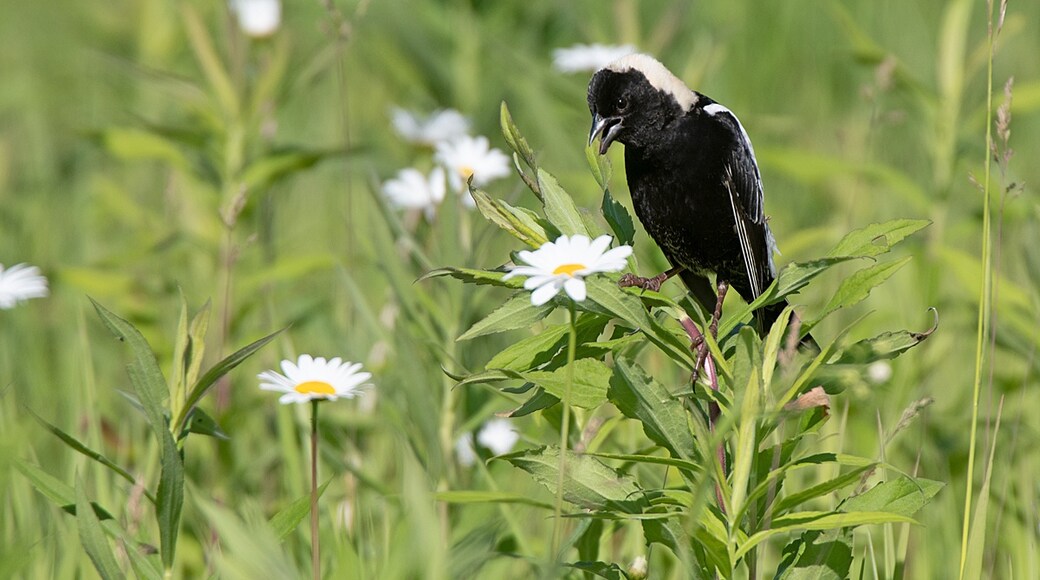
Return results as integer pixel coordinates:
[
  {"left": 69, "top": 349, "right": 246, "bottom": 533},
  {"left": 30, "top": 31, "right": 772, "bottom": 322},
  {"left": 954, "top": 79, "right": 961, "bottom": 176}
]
[
  {"left": 551, "top": 301, "right": 578, "bottom": 560},
  {"left": 310, "top": 400, "right": 321, "bottom": 580},
  {"left": 959, "top": 1, "right": 997, "bottom": 576}
]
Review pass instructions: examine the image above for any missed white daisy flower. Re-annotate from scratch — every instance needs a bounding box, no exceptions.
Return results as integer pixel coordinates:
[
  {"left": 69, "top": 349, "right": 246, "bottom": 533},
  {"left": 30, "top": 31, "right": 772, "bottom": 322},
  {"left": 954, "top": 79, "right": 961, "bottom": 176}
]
[
  {"left": 381, "top": 167, "right": 447, "bottom": 220},
  {"left": 552, "top": 43, "right": 637, "bottom": 73},
  {"left": 455, "top": 433, "right": 478, "bottom": 467},
  {"left": 503, "top": 234, "right": 633, "bottom": 306},
  {"left": 477, "top": 418, "right": 520, "bottom": 457},
  {"left": 229, "top": 0, "right": 281, "bottom": 38},
  {"left": 0, "top": 263, "right": 49, "bottom": 309},
  {"left": 258, "top": 354, "right": 372, "bottom": 405},
  {"left": 434, "top": 135, "right": 512, "bottom": 206},
  {"left": 866, "top": 361, "right": 893, "bottom": 384},
  {"left": 391, "top": 108, "right": 471, "bottom": 146}
]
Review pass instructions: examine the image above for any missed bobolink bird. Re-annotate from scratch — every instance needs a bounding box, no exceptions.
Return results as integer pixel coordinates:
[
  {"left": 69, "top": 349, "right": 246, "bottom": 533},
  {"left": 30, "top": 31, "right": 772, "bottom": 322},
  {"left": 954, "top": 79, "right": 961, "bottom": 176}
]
[{"left": 587, "top": 53, "right": 795, "bottom": 340}]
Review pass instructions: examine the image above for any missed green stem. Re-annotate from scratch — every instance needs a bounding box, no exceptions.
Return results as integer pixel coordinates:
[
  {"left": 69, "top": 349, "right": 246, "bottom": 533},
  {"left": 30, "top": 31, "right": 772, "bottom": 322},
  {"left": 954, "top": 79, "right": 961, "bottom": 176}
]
[
  {"left": 311, "top": 400, "right": 321, "bottom": 580},
  {"left": 959, "top": 4, "right": 996, "bottom": 577},
  {"left": 551, "top": 301, "right": 578, "bottom": 560}
]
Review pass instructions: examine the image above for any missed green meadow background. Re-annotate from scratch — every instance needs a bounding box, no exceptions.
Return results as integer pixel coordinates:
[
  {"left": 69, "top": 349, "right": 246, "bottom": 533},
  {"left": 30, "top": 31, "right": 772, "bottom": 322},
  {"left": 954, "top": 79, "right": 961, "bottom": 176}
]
[{"left": 1, "top": 0, "right": 1037, "bottom": 577}]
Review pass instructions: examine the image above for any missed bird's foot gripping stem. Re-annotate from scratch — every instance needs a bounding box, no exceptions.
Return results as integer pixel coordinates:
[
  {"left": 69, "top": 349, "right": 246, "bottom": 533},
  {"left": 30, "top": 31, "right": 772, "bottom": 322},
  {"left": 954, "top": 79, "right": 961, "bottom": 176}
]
[{"left": 617, "top": 266, "right": 684, "bottom": 293}]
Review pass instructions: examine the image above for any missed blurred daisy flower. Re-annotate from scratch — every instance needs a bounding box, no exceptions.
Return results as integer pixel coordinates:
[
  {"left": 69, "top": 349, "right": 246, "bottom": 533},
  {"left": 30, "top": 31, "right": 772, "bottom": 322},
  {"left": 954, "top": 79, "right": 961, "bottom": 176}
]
[
  {"left": 434, "top": 135, "right": 511, "bottom": 205},
  {"left": 866, "top": 361, "right": 893, "bottom": 384},
  {"left": 381, "top": 167, "right": 447, "bottom": 220},
  {"left": 258, "top": 354, "right": 372, "bottom": 405},
  {"left": 504, "top": 234, "right": 633, "bottom": 306},
  {"left": 552, "top": 43, "right": 637, "bottom": 73},
  {"left": 455, "top": 433, "right": 478, "bottom": 466},
  {"left": 477, "top": 418, "right": 520, "bottom": 456},
  {"left": 0, "top": 263, "right": 48, "bottom": 309},
  {"left": 229, "top": 0, "right": 281, "bottom": 38},
  {"left": 391, "top": 108, "right": 471, "bottom": 147},
  {"left": 455, "top": 418, "right": 520, "bottom": 466}
]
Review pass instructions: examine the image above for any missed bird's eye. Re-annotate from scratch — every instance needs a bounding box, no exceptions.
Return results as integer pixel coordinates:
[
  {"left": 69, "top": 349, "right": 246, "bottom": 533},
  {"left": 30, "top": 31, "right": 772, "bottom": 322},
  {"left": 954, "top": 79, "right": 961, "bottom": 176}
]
[{"left": 616, "top": 96, "right": 629, "bottom": 112}]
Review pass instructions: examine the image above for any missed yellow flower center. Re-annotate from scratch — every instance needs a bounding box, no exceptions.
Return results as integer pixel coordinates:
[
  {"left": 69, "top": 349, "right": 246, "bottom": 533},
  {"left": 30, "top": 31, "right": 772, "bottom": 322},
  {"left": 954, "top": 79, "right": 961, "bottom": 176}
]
[
  {"left": 294, "top": 381, "right": 336, "bottom": 396},
  {"left": 552, "top": 263, "right": 586, "bottom": 277},
  {"left": 459, "top": 165, "right": 475, "bottom": 179}
]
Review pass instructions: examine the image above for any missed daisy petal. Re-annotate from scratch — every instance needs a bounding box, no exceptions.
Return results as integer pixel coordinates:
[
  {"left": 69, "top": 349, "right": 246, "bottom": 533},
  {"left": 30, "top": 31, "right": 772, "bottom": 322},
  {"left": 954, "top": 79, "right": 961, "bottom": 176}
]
[{"left": 563, "top": 277, "right": 587, "bottom": 302}]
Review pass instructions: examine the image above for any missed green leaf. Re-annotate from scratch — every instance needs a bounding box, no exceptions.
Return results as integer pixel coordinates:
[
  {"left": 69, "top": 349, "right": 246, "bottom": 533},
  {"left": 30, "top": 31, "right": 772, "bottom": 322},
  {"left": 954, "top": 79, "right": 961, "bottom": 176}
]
[
  {"left": 568, "top": 561, "right": 627, "bottom": 580},
  {"left": 576, "top": 518, "right": 604, "bottom": 565},
  {"left": 538, "top": 169, "right": 591, "bottom": 237},
  {"left": 504, "top": 388, "right": 559, "bottom": 417},
  {"left": 585, "top": 142, "right": 612, "bottom": 189},
  {"left": 76, "top": 476, "right": 122, "bottom": 580},
  {"left": 587, "top": 452, "right": 700, "bottom": 474},
  {"left": 90, "top": 299, "right": 170, "bottom": 443},
  {"left": 174, "top": 327, "right": 283, "bottom": 432},
  {"left": 156, "top": 432, "right": 184, "bottom": 570},
  {"left": 501, "top": 446, "right": 647, "bottom": 512},
  {"left": 772, "top": 464, "right": 877, "bottom": 516},
  {"left": 171, "top": 292, "right": 190, "bottom": 404},
  {"left": 584, "top": 277, "right": 696, "bottom": 369},
  {"left": 807, "top": 257, "right": 911, "bottom": 330},
  {"left": 840, "top": 475, "right": 944, "bottom": 517},
  {"left": 736, "top": 511, "right": 917, "bottom": 561},
  {"left": 457, "top": 293, "right": 554, "bottom": 341},
  {"left": 522, "top": 358, "right": 612, "bottom": 409},
  {"left": 730, "top": 331, "right": 762, "bottom": 524},
  {"left": 16, "top": 460, "right": 74, "bottom": 507},
  {"left": 609, "top": 358, "right": 697, "bottom": 462},
  {"left": 240, "top": 148, "right": 345, "bottom": 191},
  {"left": 470, "top": 186, "right": 550, "bottom": 247},
  {"left": 269, "top": 479, "right": 333, "bottom": 540},
  {"left": 831, "top": 311, "right": 938, "bottom": 364},
  {"left": 500, "top": 102, "right": 537, "bottom": 176},
  {"left": 827, "top": 219, "right": 930, "bottom": 258},
  {"left": 181, "top": 407, "right": 230, "bottom": 440},
  {"left": 774, "top": 530, "right": 854, "bottom": 580},
  {"left": 601, "top": 188, "right": 635, "bottom": 246},
  {"left": 434, "top": 490, "right": 553, "bottom": 510},
  {"left": 719, "top": 258, "right": 856, "bottom": 338},
  {"left": 180, "top": 3, "right": 239, "bottom": 116},
  {"left": 101, "top": 127, "right": 193, "bottom": 172},
  {"left": 486, "top": 314, "right": 607, "bottom": 371},
  {"left": 419, "top": 266, "right": 524, "bottom": 289},
  {"left": 29, "top": 408, "right": 155, "bottom": 504},
  {"left": 185, "top": 301, "right": 211, "bottom": 393},
  {"left": 643, "top": 518, "right": 711, "bottom": 579}
]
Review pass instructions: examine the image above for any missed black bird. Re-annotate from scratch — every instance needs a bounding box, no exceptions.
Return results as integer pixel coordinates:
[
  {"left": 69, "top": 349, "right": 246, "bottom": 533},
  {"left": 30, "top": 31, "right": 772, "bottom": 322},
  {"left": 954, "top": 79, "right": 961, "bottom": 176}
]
[{"left": 587, "top": 53, "right": 791, "bottom": 338}]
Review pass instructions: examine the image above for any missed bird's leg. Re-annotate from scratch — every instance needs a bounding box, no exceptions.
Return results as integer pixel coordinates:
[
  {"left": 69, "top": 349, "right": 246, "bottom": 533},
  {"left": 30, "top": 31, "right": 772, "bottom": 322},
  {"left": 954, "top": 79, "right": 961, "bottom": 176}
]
[
  {"left": 678, "top": 314, "right": 728, "bottom": 514},
  {"left": 618, "top": 265, "right": 685, "bottom": 292},
  {"left": 690, "top": 280, "right": 729, "bottom": 382}
]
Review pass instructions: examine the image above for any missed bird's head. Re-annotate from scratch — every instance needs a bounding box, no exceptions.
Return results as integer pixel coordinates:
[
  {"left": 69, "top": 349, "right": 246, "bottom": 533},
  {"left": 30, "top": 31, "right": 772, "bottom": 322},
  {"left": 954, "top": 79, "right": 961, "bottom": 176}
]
[{"left": 587, "top": 53, "right": 698, "bottom": 155}]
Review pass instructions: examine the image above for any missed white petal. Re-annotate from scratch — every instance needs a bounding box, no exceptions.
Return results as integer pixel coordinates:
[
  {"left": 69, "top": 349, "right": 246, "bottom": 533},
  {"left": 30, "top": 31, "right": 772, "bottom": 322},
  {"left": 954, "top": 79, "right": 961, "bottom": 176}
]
[
  {"left": 588, "top": 234, "right": 614, "bottom": 258},
  {"left": 530, "top": 282, "right": 560, "bottom": 306},
  {"left": 563, "top": 277, "right": 587, "bottom": 302}
]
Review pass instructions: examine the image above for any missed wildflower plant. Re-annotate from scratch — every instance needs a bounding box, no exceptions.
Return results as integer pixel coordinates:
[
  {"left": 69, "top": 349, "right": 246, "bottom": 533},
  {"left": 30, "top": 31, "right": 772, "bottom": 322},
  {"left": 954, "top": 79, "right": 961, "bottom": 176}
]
[
  {"left": 258, "top": 354, "right": 373, "bottom": 580},
  {"left": 429, "top": 104, "right": 942, "bottom": 578},
  {"left": 19, "top": 297, "right": 281, "bottom": 577}
]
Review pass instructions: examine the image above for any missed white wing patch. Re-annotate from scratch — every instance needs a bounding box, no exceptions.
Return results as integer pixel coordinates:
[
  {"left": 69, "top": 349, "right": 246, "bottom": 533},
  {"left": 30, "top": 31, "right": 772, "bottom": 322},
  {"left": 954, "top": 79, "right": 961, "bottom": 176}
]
[
  {"left": 606, "top": 53, "right": 698, "bottom": 111},
  {"left": 703, "top": 103, "right": 759, "bottom": 165}
]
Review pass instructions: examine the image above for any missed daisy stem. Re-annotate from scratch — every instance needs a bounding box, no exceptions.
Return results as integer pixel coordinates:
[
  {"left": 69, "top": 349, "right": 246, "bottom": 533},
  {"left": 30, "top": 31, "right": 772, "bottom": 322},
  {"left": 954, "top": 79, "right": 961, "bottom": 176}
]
[
  {"left": 310, "top": 400, "right": 321, "bottom": 580},
  {"left": 551, "top": 301, "right": 578, "bottom": 561}
]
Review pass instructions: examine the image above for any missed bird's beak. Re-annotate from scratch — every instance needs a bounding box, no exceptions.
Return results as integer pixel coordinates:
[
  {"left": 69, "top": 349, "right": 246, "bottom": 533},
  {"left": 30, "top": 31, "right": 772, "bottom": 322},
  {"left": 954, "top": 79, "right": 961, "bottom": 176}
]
[{"left": 588, "top": 114, "right": 623, "bottom": 156}]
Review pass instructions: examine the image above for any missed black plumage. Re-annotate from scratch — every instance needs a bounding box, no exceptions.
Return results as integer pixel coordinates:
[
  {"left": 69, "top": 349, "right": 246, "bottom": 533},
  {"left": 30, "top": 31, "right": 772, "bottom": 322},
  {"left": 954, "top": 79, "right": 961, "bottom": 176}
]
[{"left": 587, "top": 53, "right": 789, "bottom": 335}]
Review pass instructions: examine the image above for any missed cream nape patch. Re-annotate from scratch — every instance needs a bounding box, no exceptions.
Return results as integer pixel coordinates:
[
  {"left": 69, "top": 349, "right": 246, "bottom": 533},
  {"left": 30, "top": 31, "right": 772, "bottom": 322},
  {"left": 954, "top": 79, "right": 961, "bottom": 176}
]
[{"left": 605, "top": 53, "right": 698, "bottom": 111}]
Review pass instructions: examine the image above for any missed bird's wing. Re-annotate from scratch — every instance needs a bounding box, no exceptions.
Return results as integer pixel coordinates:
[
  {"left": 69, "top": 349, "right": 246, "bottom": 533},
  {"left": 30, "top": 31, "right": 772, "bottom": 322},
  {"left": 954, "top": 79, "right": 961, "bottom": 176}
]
[{"left": 711, "top": 109, "right": 775, "bottom": 299}]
